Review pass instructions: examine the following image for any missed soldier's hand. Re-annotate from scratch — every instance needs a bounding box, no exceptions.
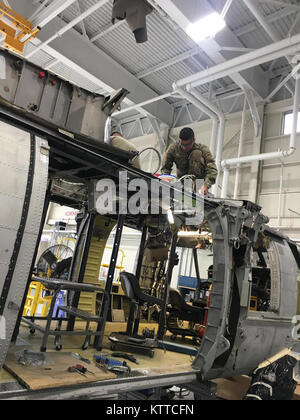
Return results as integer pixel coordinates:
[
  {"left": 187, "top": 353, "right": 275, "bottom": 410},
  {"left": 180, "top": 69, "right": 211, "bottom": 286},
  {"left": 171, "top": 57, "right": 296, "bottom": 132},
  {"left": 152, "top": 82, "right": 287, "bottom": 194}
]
[{"left": 200, "top": 184, "right": 208, "bottom": 196}]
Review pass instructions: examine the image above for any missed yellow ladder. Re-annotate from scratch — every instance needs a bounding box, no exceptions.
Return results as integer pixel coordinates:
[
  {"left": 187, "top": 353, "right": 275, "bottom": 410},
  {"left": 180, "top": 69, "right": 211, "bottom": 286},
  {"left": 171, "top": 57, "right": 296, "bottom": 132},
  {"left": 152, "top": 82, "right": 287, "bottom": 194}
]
[
  {"left": 23, "top": 281, "right": 52, "bottom": 317},
  {"left": 78, "top": 216, "right": 116, "bottom": 314}
]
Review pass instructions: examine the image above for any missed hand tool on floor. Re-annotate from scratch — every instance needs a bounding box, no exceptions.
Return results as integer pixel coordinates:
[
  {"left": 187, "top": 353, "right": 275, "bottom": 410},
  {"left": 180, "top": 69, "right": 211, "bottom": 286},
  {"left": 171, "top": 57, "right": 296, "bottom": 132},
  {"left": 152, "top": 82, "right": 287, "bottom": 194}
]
[
  {"left": 71, "top": 352, "right": 91, "bottom": 364},
  {"left": 111, "top": 352, "right": 139, "bottom": 364},
  {"left": 75, "top": 364, "right": 94, "bottom": 375},
  {"left": 67, "top": 366, "right": 87, "bottom": 377},
  {"left": 95, "top": 360, "right": 109, "bottom": 373},
  {"left": 108, "top": 365, "right": 131, "bottom": 374},
  {"left": 94, "top": 354, "right": 131, "bottom": 373},
  {"left": 94, "top": 354, "right": 124, "bottom": 367}
]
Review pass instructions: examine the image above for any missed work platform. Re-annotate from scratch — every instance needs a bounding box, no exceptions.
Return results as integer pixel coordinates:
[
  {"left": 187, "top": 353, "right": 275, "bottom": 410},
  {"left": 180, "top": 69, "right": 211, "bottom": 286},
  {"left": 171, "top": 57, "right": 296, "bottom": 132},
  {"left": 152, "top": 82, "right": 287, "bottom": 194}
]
[
  {"left": 0, "top": 321, "right": 197, "bottom": 400},
  {"left": 0, "top": 321, "right": 299, "bottom": 400}
]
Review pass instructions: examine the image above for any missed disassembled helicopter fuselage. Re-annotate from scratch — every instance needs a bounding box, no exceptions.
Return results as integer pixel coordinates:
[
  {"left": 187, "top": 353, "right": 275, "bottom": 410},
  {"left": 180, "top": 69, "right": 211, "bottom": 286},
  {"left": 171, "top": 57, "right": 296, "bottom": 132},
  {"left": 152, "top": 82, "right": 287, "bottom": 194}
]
[{"left": 0, "top": 50, "right": 299, "bottom": 398}]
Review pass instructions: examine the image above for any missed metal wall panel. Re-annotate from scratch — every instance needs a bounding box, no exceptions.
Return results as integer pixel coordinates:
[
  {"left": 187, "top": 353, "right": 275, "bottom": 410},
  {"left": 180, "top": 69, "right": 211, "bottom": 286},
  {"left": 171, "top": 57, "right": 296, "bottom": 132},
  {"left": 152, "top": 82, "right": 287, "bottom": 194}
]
[{"left": 0, "top": 124, "right": 49, "bottom": 369}]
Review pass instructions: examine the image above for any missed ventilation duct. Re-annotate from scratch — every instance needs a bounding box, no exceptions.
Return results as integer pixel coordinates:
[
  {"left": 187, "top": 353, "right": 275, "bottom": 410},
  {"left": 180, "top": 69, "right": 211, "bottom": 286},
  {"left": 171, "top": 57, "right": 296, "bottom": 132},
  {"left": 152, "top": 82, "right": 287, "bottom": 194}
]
[{"left": 112, "top": 0, "right": 153, "bottom": 43}]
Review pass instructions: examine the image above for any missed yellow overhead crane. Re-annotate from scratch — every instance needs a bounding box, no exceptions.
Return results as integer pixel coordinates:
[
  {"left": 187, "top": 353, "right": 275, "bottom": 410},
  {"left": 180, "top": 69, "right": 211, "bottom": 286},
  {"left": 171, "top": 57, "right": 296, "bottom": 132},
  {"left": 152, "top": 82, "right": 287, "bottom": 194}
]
[{"left": 0, "top": 1, "right": 39, "bottom": 54}]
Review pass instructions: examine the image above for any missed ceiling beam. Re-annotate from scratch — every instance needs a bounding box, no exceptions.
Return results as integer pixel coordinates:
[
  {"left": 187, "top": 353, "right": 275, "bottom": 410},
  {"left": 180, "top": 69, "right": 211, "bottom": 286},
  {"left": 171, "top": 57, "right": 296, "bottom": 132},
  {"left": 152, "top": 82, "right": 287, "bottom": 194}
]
[
  {"left": 158, "top": 0, "right": 269, "bottom": 99},
  {"left": 243, "top": 0, "right": 295, "bottom": 93},
  {"left": 136, "top": 46, "right": 203, "bottom": 79},
  {"left": 234, "top": 7, "right": 296, "bottom": 37},
  {"left": 9, "top": 0, "right": 174, "bottom": 126},
  {"left": 255, "top": 0, "right": 300, "bottom": 11},
  {"left": 31, "top": 0, "right": 78, "bottom": 28},
  {"left": 174, "top": 32, "right": 300, "bottom": 89}
]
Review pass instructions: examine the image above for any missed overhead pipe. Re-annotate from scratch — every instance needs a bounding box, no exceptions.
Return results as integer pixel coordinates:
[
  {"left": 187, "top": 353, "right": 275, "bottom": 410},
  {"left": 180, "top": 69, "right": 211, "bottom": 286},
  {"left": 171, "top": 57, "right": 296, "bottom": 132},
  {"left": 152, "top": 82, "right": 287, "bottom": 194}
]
[
  {"left": 277, "top": 162, "right": 284, "bottom": 227},
  {"left": 26, "top": 0, "right": 110, "bottom": 59},
  {"left": 114, "top": 92, "right": 173, "bottom": 117},
  {"left": 221, "top": 73, "right": 300, "bottom": 198},
  {"left": 104, "top": 116, "right": 112, "bottom": 145},
  {"left": 185, "top": 86, "right": 225, "bottom": 197},
  {"left": 210, "top": 118, "right": 219, "bottom": 159},
  {"left": 233, "top": 95, "right": 247, "bottom": 199}
]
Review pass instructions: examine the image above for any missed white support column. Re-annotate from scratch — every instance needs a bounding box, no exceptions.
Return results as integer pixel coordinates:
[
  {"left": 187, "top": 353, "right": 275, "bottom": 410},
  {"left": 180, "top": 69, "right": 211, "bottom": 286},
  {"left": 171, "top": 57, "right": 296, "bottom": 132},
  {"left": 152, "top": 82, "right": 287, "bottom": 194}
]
[
  {"left": 233, "top": 96, "right": 247, "bottom": 199},
  {"left": 246, "top": 104, "right": 264, "bottom": 203},
  {"left": 221, "top": 167, "right": 230, "bottom": 199}
]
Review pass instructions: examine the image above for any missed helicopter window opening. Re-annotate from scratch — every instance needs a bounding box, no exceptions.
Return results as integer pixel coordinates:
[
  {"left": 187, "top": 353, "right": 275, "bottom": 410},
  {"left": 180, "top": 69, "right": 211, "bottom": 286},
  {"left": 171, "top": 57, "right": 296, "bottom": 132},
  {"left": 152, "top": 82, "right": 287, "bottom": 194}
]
[
  {"left": 169, "top": 230, "right": 213, "bottom": 344},
  {"left": 36, "top": 201, "right": 78, "bottom": 277},
  {"left": 102, "top": 226, "right": 141, "bottom": 284},
  {"left": 176, "top": 235, "right": 213, "bottom": 303},
  {"left": 25, "top": 201, "right": 78, "bottom": 318},
  {"left": 249, "top": 234, "right": 281, "bottom": 313}
]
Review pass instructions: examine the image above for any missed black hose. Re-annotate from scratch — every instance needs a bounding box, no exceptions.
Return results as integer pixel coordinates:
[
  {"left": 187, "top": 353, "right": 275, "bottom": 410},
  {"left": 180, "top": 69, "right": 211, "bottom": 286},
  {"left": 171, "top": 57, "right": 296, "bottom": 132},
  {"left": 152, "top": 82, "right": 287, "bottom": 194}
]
[{"left": 135, "top": 147, "right": 162, "bottom": 174}]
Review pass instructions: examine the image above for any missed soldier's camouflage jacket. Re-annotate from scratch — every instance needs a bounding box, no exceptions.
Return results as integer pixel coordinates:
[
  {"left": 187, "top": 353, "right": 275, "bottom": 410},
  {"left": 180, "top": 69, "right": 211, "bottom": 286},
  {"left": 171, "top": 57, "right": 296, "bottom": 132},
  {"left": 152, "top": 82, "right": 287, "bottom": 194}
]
[{"left": 161, "top": 142, "right": 218, "bottom": 189}]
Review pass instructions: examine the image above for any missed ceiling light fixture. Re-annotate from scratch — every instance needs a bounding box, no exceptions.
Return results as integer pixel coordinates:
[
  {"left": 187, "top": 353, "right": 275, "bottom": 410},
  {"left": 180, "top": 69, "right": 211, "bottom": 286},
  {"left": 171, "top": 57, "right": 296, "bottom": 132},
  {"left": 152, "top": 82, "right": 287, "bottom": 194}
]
[
  {"left": 186, "top": 12, "right": 226, "bottom": 43},
  {"left": 178, "top": 231, "right": 200, "bottom": 237},
  {"left": 167, "top": 208, "right": 175, "bottom": 225}
]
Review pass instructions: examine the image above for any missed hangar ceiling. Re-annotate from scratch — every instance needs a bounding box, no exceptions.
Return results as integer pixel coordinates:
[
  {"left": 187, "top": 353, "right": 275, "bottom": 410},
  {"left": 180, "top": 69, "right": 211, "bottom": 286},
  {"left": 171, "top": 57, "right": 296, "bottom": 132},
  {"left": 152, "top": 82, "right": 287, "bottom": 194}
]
[{"left": 8, "top": 0, "right": 300, "bottom": 138}]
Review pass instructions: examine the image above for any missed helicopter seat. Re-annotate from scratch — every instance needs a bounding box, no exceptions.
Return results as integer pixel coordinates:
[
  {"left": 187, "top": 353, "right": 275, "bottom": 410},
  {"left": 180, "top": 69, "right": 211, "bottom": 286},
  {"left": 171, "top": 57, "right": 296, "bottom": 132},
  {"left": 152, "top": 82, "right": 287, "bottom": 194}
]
[
  {"left": 167, "top": 289, "right": 207, "bottom": 342},
  {"left": 168, "top": 289, "right": 206, "bottom": 322},
  {"left": 120, "top": 272, "right": 163, "bottom": 307}
]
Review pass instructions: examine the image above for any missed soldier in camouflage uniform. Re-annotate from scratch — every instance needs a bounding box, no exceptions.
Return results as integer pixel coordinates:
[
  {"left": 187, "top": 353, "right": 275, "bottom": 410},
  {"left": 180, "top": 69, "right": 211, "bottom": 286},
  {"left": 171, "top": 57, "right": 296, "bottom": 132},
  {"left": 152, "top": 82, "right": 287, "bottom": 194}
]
[{"left": 161, "top": 127, "right": 218, "bottom": 195}]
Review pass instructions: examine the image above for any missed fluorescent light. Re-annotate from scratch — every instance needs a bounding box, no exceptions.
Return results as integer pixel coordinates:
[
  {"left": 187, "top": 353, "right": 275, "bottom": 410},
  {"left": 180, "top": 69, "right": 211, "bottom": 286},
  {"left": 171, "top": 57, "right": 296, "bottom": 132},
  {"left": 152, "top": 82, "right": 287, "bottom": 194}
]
[
  {"left": 178, "top": 231, "right": 200, "bottom": 237},
  {"left": 167, "top": 208, "right": 175, "bottom": 225},
  {"left": 186, "top": 12, "right": 226, "bottom": 43}
]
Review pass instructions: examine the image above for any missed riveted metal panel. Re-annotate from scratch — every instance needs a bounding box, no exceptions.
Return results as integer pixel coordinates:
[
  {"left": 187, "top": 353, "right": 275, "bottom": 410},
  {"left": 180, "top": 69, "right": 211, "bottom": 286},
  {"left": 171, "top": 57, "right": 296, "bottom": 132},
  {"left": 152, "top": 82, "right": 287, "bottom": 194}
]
[
  {"left": 0, "top": 123, "right": 49, "bottom": 369},
  {"left": 0, "top": 51, "right": 111, "bottom": 143}
]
